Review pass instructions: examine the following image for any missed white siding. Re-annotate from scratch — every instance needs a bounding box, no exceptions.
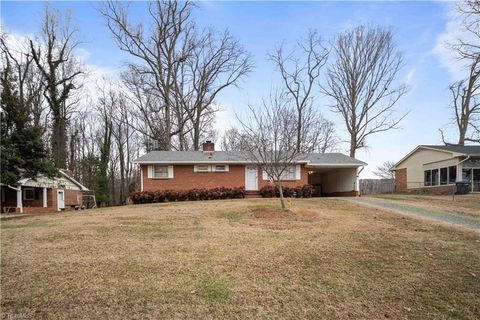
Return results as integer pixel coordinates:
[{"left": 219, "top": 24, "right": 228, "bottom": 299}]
[{"left": 396, "top": 149, "right": 457, "bottom": 189}]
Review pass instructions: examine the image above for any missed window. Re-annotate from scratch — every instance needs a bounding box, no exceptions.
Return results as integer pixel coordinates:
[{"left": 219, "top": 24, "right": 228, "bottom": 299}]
[
  {"left": 424, "top": 170, "right": 432, "bottom": 186},
  {"left": 194, "top": 165, "right": 210, "bottom": 172},
  {"left": 440, "top": 167, "right": 448, "bottom": 185},
  {"left": 448, "top": 166, "right": 456, "bottom": 184},
  {"left": 24, "top": 188, "right": 35, "bottom": 200},
  {"left": 213, "top": 164, "right": 229, "bottom": 172},
  {"left": 432, "top": 169, "right": 439, "bottom": 186},
  {"left": 153, "top": 165, "right": 169, "bottom": 178},
  {"left": 280, "top": 166, "right": 297, "bottom": 181}
]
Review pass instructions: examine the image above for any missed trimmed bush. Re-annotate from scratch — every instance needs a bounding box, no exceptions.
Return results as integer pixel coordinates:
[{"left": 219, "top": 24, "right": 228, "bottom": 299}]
[
  {"left": 130, "top": 186, "right": 245, "bottom": 204},
  {"left": 259, "top": 184, "right": 315, "bottom": 198}
]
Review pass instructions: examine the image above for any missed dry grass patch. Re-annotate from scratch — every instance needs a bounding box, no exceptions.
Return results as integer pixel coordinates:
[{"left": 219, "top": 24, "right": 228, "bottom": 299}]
[{"left": 1, "top": 198, "right": 479, "bottom": 319}]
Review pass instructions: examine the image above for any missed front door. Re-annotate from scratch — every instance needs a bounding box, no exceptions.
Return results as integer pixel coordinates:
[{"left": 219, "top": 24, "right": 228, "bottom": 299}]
[
  {"left": 245, "top": 166, "right": 258, "bottom": 191},
  {"left": 57, "top": 190, "right": 65, "bottom": 211}
]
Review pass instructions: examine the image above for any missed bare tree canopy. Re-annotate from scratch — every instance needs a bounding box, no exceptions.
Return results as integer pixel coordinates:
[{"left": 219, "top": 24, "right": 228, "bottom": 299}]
[
  {"left": 236, "top": 91, "right": 301, "bottom": 210},
  {"left": 324, "top": 25, "right": 408, "bottom": 158},
  {"left": 0, "top": 34, "right": 46, "bottom": 130},
  {"left": 220, "top": 127, "right": 250, "bottom": 151},
  {"left": 269, "top": 30, "right": 333, "bottom": 153},
  {"left": 29, "top": 4, "right": 83, "bottom": 168},
  {"left": 373, "top": 160, "right": 395, "bottom": 179},
  {"left": 100, "top": 0, "right": 195, "bottom": 150},
  {"left": 101, "top": 0, "right": 252, "bottom": 151},
  {"left": 440, "top": 0, "right": 480, "bottom": 145}
]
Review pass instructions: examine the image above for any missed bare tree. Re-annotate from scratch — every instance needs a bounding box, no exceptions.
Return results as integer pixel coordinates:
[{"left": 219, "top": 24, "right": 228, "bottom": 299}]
[
  {"left": 29, "top": 4, "right": 83, "bottom": 168},
  {"left": 100, "top": 0, "right": 195, "bottom": 150},
  {"left": 220, "top": 128, "right": 250, "bottom": 151},
  {"left": 0, "top": 34, "right": 48, "bottom": 131},
  {"left": 440, "top": 1, "right": 480, "bottom": 145},
  {"left": 175, "top": 29, "right": 252, "bottom": 150},
  {"left": 324, "top": 25, "right": 407, "bottom": 158},
  {"left": 373, "top": 160, "right": 395, "bottom": 179},
  {"left": 269, "top": 30, "right": 330, "bottom": 152},
  {"left": 236, "top": 92, "right": 301, "bottom": 210}
]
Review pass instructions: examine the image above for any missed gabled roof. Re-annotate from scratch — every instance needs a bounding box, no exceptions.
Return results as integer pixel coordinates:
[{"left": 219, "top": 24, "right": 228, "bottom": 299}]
[
  {"left": 15, "top": 169, "right": 89, "bottom": 191},
  {"left": 393, "top": 144, "right": 480, "bottom": 169},
  {"left": 133, "top": 151, "right": 366, "bottom": 167},
  {"left": 420, "top": 145, "right": 480, "bottom": 155}
]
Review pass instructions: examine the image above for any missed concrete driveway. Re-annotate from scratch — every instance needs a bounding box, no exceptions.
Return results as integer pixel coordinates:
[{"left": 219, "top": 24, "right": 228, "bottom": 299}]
[{"left": 343, "top": 197, "right": 480, "bottom": 232}]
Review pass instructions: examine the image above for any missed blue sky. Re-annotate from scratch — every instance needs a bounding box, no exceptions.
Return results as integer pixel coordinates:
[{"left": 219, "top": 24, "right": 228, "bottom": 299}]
[{"left": 0, "top": 1, "right": 469, "bottom": 177}]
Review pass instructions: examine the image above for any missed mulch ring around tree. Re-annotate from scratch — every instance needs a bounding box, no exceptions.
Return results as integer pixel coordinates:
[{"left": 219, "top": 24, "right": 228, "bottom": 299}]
[{"left": 252, "top": 208, "right": 292, "bottom": 218}]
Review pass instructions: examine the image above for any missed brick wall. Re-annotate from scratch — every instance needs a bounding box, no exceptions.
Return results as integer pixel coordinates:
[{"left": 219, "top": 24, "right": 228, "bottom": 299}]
[
  {"left": 65, "top": 190, "right": 82, "bottom": 207},
  {"left": 1, "top": 186, "right": 83, "bottom": 214},
  {"left": 142, "top": 164, "right": 308, "bottom": 191},
  {"left": 395, "top": 168, "right": 407, "bottom": 192}
]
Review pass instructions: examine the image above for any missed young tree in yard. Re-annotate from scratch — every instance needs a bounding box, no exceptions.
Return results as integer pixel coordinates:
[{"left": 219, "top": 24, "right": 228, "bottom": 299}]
[
  {"left": 237, "top": 92, "right": 301, "bottom": 211},
  {"left": 269, "top": 30, "right": 333, "bottom": 153},
  {"left": 325, "top": 25, "right": 408, "bottom": 158},
  {"left": 440, "top": 0, "right": 480, "bottom": 145},
  {"left": 373, "top": 161, "right": 396, "bottom": 179},
  {"left": 30, "top": 4, "right": 83, "bottom": 168},
  {"left": 0, "top": 58, "right": 56, "bottom": 186}
]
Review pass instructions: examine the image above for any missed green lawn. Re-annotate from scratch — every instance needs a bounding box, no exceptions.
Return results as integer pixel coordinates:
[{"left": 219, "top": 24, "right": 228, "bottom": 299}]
[{"left": 1, "top": 198, "right": 479, "bottom": 319}]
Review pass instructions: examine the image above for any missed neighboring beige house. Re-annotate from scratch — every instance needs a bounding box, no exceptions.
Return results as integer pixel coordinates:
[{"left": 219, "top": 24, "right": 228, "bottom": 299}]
[{"left": 393, "top": 145, "right": 480, "bottom": 194}]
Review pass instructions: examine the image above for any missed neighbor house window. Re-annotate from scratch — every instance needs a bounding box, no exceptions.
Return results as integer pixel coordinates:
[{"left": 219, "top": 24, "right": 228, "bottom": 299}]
[
  {"left": 424, "top": 170, "right": 432, "bottom": 186},
  {"left": 432, "top": 169, "right": 439, "bottom": 186},
  {"left": 23, "top": 188, "right": 35, "bottom": 200},
  {"left": 194, "top": 164, "right": 210, "bottom": 172},
  {"left": 153, "top": 165, "right": 169, "bottom": 178},
  {"left": 213, "top": 164, "right": 229, "bottom": 172},
  {"left": 448, "top": 166, "right": 456, "bottom": 184},
  {"left": 440, "top": 167, "right": 448, "bottom": 185}
]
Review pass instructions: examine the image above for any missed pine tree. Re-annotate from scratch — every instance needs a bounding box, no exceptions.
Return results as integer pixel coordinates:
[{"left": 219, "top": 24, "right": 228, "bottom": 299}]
[{"left": 0, "top": 63, "right": 56, "bottom": 186}]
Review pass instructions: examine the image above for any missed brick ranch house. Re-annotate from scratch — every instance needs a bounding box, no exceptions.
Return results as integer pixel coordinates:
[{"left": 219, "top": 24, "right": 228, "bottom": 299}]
[
  {"left": 134, "top": 141, "right": 367, "bottom": 197},
  {"left": 393, "top": 145, "right": 480, "bottom": 194},
  {"left": 0, "top": 169, "right": 89, "bottom": 214}
]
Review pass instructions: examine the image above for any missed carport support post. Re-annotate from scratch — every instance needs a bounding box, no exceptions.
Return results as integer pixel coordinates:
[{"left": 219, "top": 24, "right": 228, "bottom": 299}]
[
  {"left": 43, "top": 187, "right": 48, "bottom": 208},
  {"left": 16, "top": 188, "right": 23, "bottom": 213}
]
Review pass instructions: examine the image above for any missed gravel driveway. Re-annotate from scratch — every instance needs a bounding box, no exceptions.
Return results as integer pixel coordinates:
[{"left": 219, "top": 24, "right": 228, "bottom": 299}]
[{"left": 343, "top": 197, "right": 480, "bottom": 232}]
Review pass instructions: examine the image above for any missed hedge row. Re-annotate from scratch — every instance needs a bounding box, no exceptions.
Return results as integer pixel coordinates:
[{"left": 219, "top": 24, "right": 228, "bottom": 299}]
[
  {"left": 130, "top": 187, "right": 245, "bottom": 204},
  {"left": 259, "top": 184, "right": 315, "bottom": 198}
]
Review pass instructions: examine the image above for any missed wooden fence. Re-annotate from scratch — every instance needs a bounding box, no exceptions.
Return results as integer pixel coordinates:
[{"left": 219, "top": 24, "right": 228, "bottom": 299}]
[{"left": 359, "top": 179, "right": 395, "bottom": 195}]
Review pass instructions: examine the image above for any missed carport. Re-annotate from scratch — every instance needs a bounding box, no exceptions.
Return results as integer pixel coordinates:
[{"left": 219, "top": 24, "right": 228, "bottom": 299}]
[{"left": 302, "top": 154, "right": 366, "bottom": 197}]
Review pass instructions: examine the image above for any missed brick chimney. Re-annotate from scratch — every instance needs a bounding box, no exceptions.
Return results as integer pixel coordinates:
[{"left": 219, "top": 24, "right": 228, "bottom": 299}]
[{"left": 202, "top": 141, "right": 215, "bottom": 152}]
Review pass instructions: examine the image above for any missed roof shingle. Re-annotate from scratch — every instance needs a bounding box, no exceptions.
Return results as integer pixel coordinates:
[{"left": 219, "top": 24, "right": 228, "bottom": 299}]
[{"left": 134, "top": 151, "right": 366, "bottom": 166}]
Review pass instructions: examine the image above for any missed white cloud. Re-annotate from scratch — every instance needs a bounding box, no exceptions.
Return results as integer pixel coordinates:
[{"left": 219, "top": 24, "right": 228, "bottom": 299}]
[{"left": 432, "top": 2, "right": 477, "bottom": 81}]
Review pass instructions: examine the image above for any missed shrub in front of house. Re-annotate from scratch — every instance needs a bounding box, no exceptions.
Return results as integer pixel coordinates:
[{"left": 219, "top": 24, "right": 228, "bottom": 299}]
[
  {"left": 259, "top": 184, "right": 315, "bottom": 198},
  {"left": 130, "top": 187, "right": 246, "bottom": 204}
]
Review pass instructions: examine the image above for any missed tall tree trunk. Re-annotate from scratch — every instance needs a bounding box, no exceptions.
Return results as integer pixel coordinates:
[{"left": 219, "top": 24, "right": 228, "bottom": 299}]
[
  {"left": 51, "top": 116, "right": 67, "bottom": 168},
  {"left": 296, "top": 109, "right": 302, "bottom": 153},
  {"left": 349, "top": 134, "right": 356, "bottom": 158}
]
